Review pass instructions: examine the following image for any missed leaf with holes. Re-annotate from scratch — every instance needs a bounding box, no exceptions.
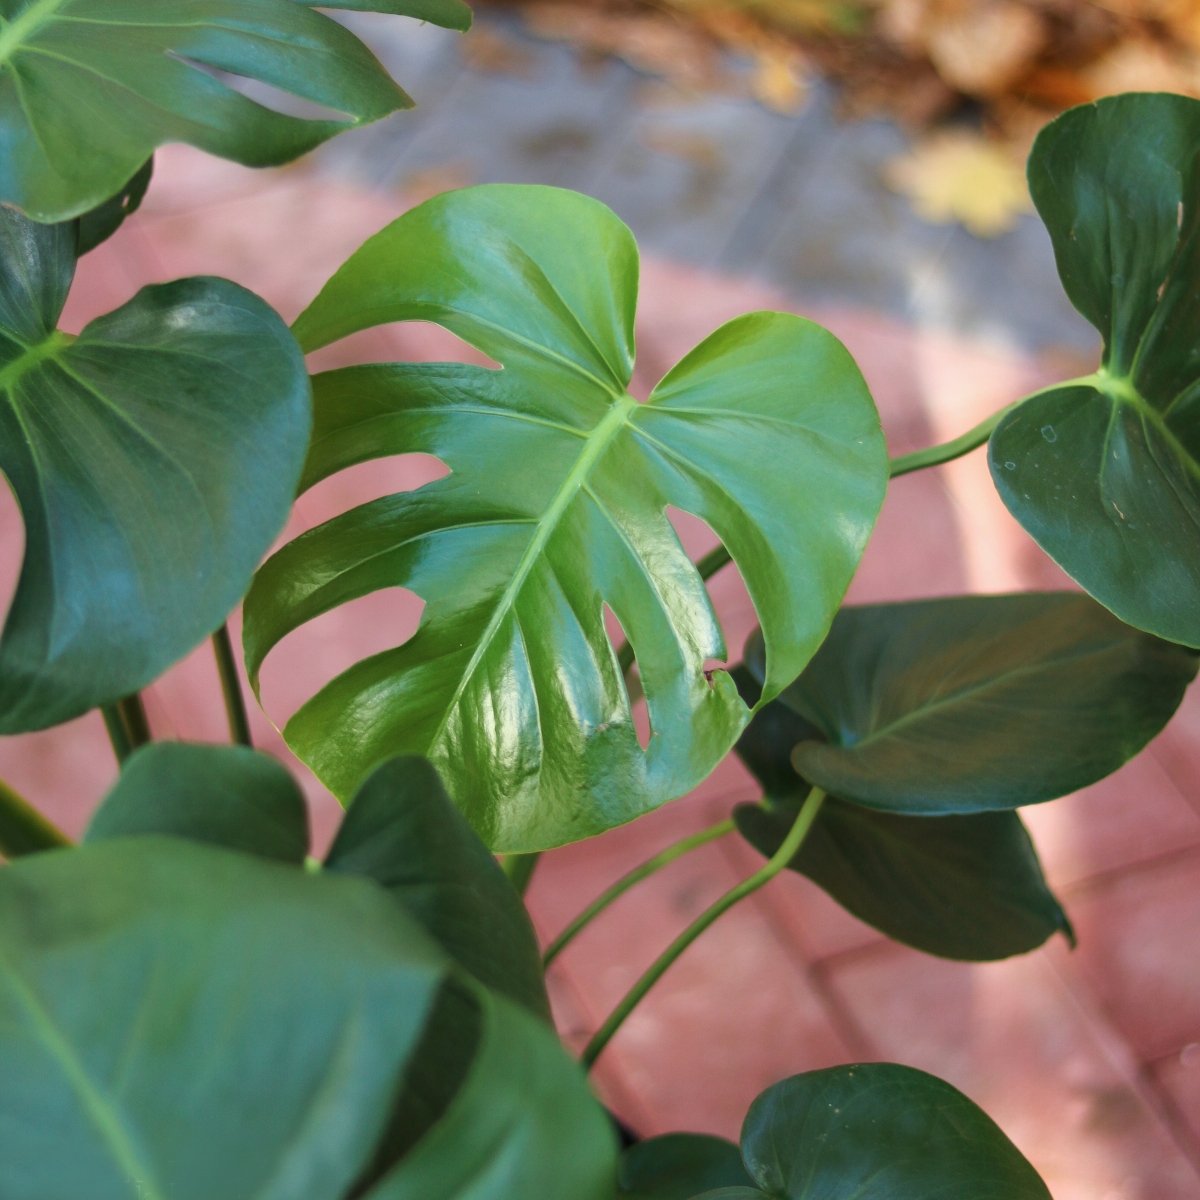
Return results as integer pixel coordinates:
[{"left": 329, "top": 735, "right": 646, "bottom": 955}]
[
  {"left": 0, "top": 0, "right": 472, "bottom": 222},
  {"left": 0, "top": 206, "right": 310, "bottom": 732},
  {"left": 742, "top": 593, "right": 1196, "bottom": 817},
  {"left": 990, "top": 93, "right": 1200, "bottom": 645},
  {"left": 244, "top": 183, "right": 887, "bottom": 852},
  {"left": 0, "top": 838, "right": 616, "bottom": 1200}
]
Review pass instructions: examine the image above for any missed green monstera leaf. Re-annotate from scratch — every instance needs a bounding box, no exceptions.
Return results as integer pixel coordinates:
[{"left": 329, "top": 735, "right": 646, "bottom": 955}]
[
  {"left": 244, "top": 184, "right": 888, "bottom": 852},
  {"left": 617, "top": 1134, "right": 753, "bottom": 1199},
  {"left": 742, "top": 593, "right": 1196, "bottom": 816},
  {"left": 0, "top": 0, "right": 472, "bottom": 222},
  {"left": 0, "top": 838, "right": 615, "bottom": 1200},
  {"left": 726, "top": 1065, "right": 1051, "bottom": 1199},
  {"left": 0, "top": 207, "right": 310, "bottom": 732},
  {"left": 990, "top": 92, "right": 1200, "bottom": 645}
]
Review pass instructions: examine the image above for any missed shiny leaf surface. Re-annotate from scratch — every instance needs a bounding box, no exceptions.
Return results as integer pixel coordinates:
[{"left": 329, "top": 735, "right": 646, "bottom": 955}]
[
  {"left": 0, "top": 0, "right": 471, "bottom": 221},
  {"left": 0, "top": 838, "right": 615, "bottom": 1200},
  {"left": 326, "top": 756, "right": 551, "bottom": 1019},
  {"left": 246, "top": 184, "right": 887, "bottom": 851},
  {"left": 84, "top": 742, "right": 309, "bottom": 864},
  {"left": 0, "top": 207, "right": 310, "bottom": 732},
  {"left": 734, "top": 1064, "right": 1051, "bottom": 1198},
  {"left": 743, "top": 593, "right": 1196, "bottom": 815},
  {"left": 990, "top": 93, "right": 1200, "bottom": 645}
]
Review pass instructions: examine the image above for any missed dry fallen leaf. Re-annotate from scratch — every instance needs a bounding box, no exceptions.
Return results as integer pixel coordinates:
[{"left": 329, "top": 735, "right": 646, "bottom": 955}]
[
  {"left": 883, "top": 128, "right": 1031, "bottom": 237},
  {"left": 750, "top": 47, "right": 810, "bottom": 112}
]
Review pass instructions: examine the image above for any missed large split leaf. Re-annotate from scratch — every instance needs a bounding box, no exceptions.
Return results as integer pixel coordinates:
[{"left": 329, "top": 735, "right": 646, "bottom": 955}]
[
  {"left": 730, "top": 1064, "right": 1051, "bottom": 1198},
  {"left": 743, "top": 593, "right": 1196, "bottom": 816},
  {"left": 0, "top": 838, "right": 615, "bottom": 1200},
  {"left": 990, "top": 92, "right": 1200, "bottom": 645},
  {"left": 0, "top": 207, "right": 310, "bottom": 732},
  {"left": 732, "top": 664, "right": 1071, "bottom": 960},
  {"left": 246, "top": 184, "right": 887, "bottom": 852},
  {"left": 84, "top": 741, "right": 310, "bottom": 864},
  {"left": 326, "top": 756, "right": 551, "bottom": 1019},
  {"left": 0, "top": 0, "right": 472, "bottom": 222}
]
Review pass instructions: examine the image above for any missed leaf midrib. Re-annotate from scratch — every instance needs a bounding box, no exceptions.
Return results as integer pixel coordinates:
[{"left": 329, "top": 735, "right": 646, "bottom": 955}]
[
  {"left": 427, "top": 393, "right": 638, "bottom": 758},
  {"left": 0, "top": 943, "right": 168, "bottom": 1200},
  {"left": 0, "top": 0, "right": 66, "bottom": 68}
]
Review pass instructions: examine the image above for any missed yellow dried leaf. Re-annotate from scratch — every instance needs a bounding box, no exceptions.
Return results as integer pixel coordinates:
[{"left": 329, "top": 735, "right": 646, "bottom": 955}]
[
  {"left": 751, "top": 48, "right": 810, "bottom": 113},
  {"left": 884, "top": 130, "right": 1032, "bottom": 237}
]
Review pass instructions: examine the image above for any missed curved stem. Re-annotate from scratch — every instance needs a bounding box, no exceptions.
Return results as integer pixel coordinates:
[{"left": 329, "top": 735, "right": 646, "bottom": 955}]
[
  {"left": 582, "top": 787, "right": 826, "bottom": 1070},
  {"left": 0, "top": 778, "right": 71, "bottom": 858},
  {"left": 888, "top": 400, "right": 1021, "bottom": 479},
  {"left": 212, "top": 624, "right": 252, "bottom": 747},
  {"left": 544, "top": 817, "right": 735, "bottom": 967}
]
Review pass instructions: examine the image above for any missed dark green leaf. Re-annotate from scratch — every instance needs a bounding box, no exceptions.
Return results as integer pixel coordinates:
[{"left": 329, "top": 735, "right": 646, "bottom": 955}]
[
  {"left": 326, "top": 756, "right": 551, "bottom": 1019},
  {"left": 0, "top": 0, "right": 469, "bottom": 222},
  {"left": 0, "top": 206, "right": 310, "bottom": 732},
  {"left": 743, "top": 593, "right": 1196, "bottom": 815},
  {"left": 617, "top": 1134, "right": 752, "bottom": 1199},
  {"left": 84, "top": 742, "right": 309, "bottom": 864},
  {"left": 733, "top": 660, "right": 1072, "bottom": 960},
  {"left": 75, "top": 159, "right": 153, "bottom": 256},
  {"left": 991, "top": 93, "right": 1200, "bottom": 645},
  {"left": 246, "top": 184, "right": 887, "bottom": 851},
  {"left": 735, "top": 1064, "right": 1051, "bottom": 1198},
  {"left": 0, "top": 837, "right": 616, "bottom": 1200}
]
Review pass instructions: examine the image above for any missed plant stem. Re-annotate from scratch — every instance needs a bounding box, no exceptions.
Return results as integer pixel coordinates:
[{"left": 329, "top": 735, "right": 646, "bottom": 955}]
[
  {"left": 118, "top": 693, "right": 152, "bottom": 750},
  {"left": 212, "top": 624, "right": 252, "bottom": 747},
  {"left": 582, "top": 787, "right": 827, "bottom": 1070},
  {"left": 502, "top": 851, "right": 540, "bottom": 897},
  {"left": 544, "top": 817, "right": 735, "bottom": 967},
  {"left": 0, "top": 778, "right": 71, "bottom": 858},
  {"left": 101, "top": 704, "right": 133, "bottom": 764},
  {"left": 888, "top": 400, "right": 1021, "bottom": 479}
]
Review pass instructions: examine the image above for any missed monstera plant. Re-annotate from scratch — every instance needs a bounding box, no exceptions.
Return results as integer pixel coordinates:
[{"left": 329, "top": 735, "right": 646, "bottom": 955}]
[{"left": 0, "top": 2, "right": 1196, "bottom": 1195}]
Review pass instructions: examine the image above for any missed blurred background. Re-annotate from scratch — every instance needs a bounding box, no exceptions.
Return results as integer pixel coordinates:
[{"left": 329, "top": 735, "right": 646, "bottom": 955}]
[{"left": 2, "top": 2, "right": 1200, "bottom": 1196}]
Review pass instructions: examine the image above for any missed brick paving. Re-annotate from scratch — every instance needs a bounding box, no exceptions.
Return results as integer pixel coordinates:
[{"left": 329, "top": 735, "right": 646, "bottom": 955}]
[{"left": 1, "top": 9, "right": 1198, "bottom": 1196}]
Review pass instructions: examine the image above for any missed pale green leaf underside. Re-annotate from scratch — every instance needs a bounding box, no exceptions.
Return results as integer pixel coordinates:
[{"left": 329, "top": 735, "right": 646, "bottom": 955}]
[
  {"left": 245, "top": 184, "right": 887, "bottom": 852},
  {"left": 991, "top": 93, "right": 1200, "bottom": 645},
  {"left": 0, "top": 0, "right": 470, "bottom": 221}
]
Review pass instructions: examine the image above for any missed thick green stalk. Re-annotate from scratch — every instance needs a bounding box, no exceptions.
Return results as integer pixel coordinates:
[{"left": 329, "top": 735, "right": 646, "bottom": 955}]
[
  {"left": 101, "top": 704, "right": 132, "bottom": 765},
  {"left": 212, "top": 624, "right": 253, "bottom": 747},
  {"left": 502, "top": 851, "right": 540, "bottom": 897},
  {"left": 0, "top": 778, "right": 70, "bottom": 858},
  {"left": 118, "top": 693, "right": 152, "bottom": 750},
  {"left": 544, "top": 817, "right": 735, "bottom": 967},
  {"left": 582, "top": 788, "right": 827, "bottom": 1070},
  {"left": 888, "top": 400, "right": 1022, "bottom": 479}
]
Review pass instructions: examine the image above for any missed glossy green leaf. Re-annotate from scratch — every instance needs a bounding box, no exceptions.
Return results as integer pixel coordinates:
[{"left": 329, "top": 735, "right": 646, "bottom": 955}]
[
  {"left": 246, "top": 184, "right": 887, "bottom": 851},
  {"left": 990, "top": 93, "right": 1200, "bottom": 645},
  {"left": 617, "top": 1134, "right": 752, "bottom": 1199},
  {"left": 0, "top": 838, "right": 616, "bottom": 1200},
  {"left": 326, "top": 756, "right": 551, "bottom": 1019},
  {"left": 0, "top": 206, "right": 310, "bottom": 732},
  {"left": 84, "top": 742, "right": 309, "bottom": 864},
  {"left": 0, "top": 0, "right": 471, "bottom": 222},
  {"left": 732, "top": 1064, "right": 1051, "bottom": 1199},
  {"left": 743, "top": 593, "right": 1196, "bottom": 816},
  {"left": 76, "top": 158, "right": 153, "bottom": 256},
  {"left": 732, "top": 664, "right": 1072, "bottom": 959}
]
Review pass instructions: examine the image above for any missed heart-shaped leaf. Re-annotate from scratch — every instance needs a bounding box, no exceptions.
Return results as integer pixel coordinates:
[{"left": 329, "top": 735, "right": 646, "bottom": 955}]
[
  {"left": 732, "top": 1064, "right": 1050, "bottom": 1198},
  {"left": 732, "top": 663, "right": 1072, "bottom": 960},
  {"left": 990, "top": 93, "right": 1200, "bottom": 645},
  {"left": 326, "top": 756, "right": 551, "bottom": 1019},
  {"left": 0, "top": 207, "right": 310, "bottom": 732},
  {"left": 743, "top": 593, "right": 1196, "bottom": 816},
  {"left": 0, "top": 0, "right": 471, "bottom": 222},
  {"left": 0, "top": 837, "right": 615, "bottom": 1200},
  {"left": 245, "top": 184, "right": 887, "bottom": 851},
  {"left": 617, "top": 1134, "right": 753, "bottom": 1199},
  {"left": 84, "top": 741, "right": 309, "bottom": 864}
]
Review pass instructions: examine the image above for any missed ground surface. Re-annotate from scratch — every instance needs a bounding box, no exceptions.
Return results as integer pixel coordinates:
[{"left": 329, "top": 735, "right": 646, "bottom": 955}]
[{"left": 1, "top": 10, "right": 1198, "bottom": 1197}]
